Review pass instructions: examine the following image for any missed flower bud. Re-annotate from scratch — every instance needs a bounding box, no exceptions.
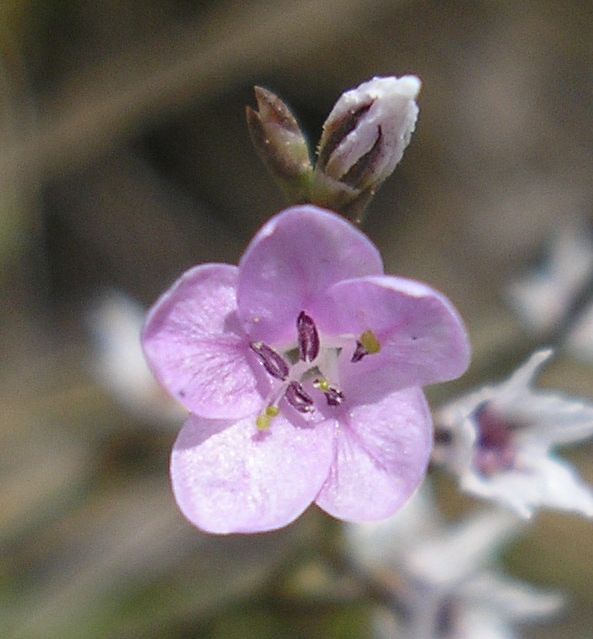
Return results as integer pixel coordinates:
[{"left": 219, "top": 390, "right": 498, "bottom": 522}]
[
  {"left": 313, "top": 76, "right": 421, "bottom": 221},
  {"left": 246, "top": 87, "right": 313, "bottom": 202}
]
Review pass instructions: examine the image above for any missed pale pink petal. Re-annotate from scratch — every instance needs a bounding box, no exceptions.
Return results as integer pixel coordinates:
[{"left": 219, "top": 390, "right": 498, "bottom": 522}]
[
  {"left": 315, "top": 387, "right": 432, "bottom": 521},
  {"left": 322, "top": 275, "right": 470, "bottom": 398},
  {"left": 171, "top": 413, "right": 335, "bottom": 533},
  {"left": 237, "top": 205, "right": 383, "bottom": 344},
  {"left": 142, "top": 264, "right": 263, "bottom": 419}
]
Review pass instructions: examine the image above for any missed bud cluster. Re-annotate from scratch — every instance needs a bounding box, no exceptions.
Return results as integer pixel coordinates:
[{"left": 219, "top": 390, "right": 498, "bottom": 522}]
[{"left": 247, "top": 76, "right": 421, "bottom": 222}]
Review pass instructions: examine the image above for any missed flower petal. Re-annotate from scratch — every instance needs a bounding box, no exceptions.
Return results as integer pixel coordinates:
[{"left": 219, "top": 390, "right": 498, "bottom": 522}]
[
  {"left": 315, "top": 387, "right": 432, "bottom": 521},
  {"left": 408, "top": 510, "right": 521, "bottom": 587},
  {"left": 171, "top": 413, "right": 335, "bottom": 533},
  {"left": 461, "top": 453, "right": 593, "bottom": 518},
  {"left": 322, "top": 275, "right": 470, "bottom": 398},
  {"left": 142, "top": 264, "right": 263, "bottom": 419},
  {"left": 489, "top": 350, "right": 593, "bottom": 447},
  {"left": 237, "top": 205, "right": 383, "bottom": 344},
  {"left": 460, "top": 573, "right": 564, "bottom": 622}
]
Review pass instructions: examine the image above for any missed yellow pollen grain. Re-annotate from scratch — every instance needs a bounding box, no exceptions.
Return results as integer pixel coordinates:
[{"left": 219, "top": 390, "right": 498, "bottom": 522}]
[
  {"left": 256, "top": 414, "right": 271, "bottom": 430},
  {"left": 360, "top": 330, "right": 381, "bottom": 354},
  {"left": 256, "top": 405, "right": 280, "bottom": 431},
  {"left": 314, "top": 378, "right": 331, "bottom": 392}
]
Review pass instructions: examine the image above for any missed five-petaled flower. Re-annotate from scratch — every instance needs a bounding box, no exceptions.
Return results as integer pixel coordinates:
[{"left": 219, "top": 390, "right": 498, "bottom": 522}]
[{"left": 142, "top": 205, "right": 470, "bottom": 533}]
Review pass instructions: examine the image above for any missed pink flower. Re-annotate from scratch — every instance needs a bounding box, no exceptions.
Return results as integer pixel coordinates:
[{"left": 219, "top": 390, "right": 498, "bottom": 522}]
[{"left": 142, "top": 206, "right": 470, "bottom": 534}]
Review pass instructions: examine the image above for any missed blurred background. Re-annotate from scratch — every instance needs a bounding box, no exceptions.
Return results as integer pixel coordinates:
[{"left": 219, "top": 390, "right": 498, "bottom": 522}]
[{"left": 1, "top": 0, "right": 592, "bottom": 637}]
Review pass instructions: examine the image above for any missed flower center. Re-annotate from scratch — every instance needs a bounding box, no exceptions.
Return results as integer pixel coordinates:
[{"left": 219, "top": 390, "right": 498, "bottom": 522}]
[
  {"left": 249, "top": 311, "right": 380, "bottom": 430},
  {"left": 473, "top": 403, "right": 516, "bottom": 476}
]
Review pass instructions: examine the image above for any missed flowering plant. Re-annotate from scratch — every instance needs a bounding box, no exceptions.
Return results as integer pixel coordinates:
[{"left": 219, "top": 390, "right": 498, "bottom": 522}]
[{"left": 133, "top": 73, "right": 593, "bottom": 636}]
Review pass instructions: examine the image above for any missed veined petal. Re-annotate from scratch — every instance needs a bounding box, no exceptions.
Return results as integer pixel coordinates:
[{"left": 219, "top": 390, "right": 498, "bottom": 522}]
[
  {"left": 315, "top": 387, "right": 432, "bottom": 521},
  {"left": 322, "top": 275, "right": 470, "bottom": 398},
  {"left": 237, "top": 206, "right": 383, "bottom": 344},
  {"left": 142, "top": 264, "right": 262, "bottom": 419},
  {"left": 171, "top": 413, "right": 335, "bottom": 534}
]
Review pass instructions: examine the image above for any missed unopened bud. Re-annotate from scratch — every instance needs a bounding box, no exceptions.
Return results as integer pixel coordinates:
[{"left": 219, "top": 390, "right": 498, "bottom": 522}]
[
  {"left": 312, "top": 76, "right": 421, "bottom": 221},
  {"left": 246, "top": 87, "right": 313, "bottom": 202}
]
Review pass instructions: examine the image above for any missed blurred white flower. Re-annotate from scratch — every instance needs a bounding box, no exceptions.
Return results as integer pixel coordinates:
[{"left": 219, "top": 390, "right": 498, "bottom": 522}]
[
  {"left": 346, "top": 488, "right": 562, "bottom": 639},
  {"left": 88, "top": 291, "right": 185, "bottom": 426},
  {"left": 436, "top": 350, "right": 593, "bottom": 518},
  {"left": 506, "top": 223, "right": 593, "bottom": 363}
]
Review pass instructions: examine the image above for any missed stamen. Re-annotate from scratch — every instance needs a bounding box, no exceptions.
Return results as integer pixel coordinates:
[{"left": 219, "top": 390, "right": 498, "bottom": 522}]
[
  {"left": 351, "top": 329, "right": 381, "bottom": 362},
  {"left": 297, "top": 311, "right": 320, "bottom": 362},
  {"left": 256, "top": 405, "right": 280, "bottom": 431},
  {"left": 314, "top": 378, "right": 331, "bottom": 392},
  {"left": 285, "top": 381, "right": 315, "bottom": 413},
  {"left": 314, "top": 378, "right": 345, "bottom": 406},
  {"left": 325, "top": 387, "right": 344, "bottom": 406},
  {"left": 250, "top": 341, "right": 290, "bottom": 380},
  {"left": 351, "top": 341, "right": 367, "bottom": 363}
]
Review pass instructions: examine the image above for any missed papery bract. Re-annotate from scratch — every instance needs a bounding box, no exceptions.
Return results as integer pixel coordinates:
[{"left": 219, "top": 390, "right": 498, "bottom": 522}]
[{"left": 143, "top": 205, "right": 470, "bottom": 534}]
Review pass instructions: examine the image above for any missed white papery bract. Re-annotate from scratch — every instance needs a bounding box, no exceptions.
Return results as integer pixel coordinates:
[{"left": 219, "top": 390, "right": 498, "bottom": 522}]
[
  {"left": 346, "top": 488, "right": 562, "bottom": 639},
  {"left": 436, "top": 350, "right": 593, "bottom": 518}
]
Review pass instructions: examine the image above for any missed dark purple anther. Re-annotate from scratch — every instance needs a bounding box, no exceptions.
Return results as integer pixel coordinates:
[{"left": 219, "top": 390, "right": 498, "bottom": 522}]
[
  {"left": 474, "top": 403, "right": 516, "bottom": 476},
  {"left": 285, "top": 381, "right": 315, "bottom": 413},
  {"left": 351, "top": 340, "right": 367, "bottom": 363},
  {"left": 313, "top": 378, "right": 344, "bottom": 407},
  {"left": 324, "top": 386, "right": 344, "bottom": 407},
  {"left": 297, "top": 311, "right": 320, "bottom": 362},
  {"left": 250, "top": 341, "right": 289, "bottom": 380}
]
